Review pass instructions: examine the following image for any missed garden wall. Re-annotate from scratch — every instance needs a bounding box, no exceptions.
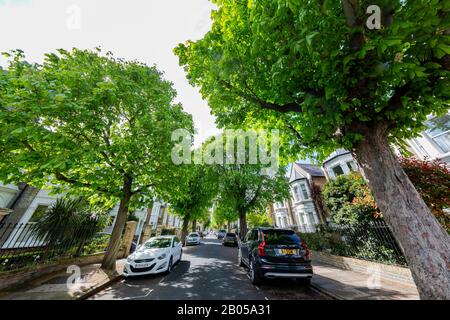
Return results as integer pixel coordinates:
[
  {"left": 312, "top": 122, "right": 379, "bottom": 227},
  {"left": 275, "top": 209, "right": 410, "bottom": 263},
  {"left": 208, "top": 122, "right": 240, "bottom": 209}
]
[{"left": 312, "top": 250, "right": 416, "bottom": 285}]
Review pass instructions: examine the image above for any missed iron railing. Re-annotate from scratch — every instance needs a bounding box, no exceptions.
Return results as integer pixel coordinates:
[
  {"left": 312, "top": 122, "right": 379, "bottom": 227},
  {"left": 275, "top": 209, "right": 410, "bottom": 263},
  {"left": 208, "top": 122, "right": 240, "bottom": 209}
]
[
  {"left": 0, "top": 222, "right": 110, "bottom": 272},
  {"left": 298, "top": 220, "right": 408, "bottom": 266}
]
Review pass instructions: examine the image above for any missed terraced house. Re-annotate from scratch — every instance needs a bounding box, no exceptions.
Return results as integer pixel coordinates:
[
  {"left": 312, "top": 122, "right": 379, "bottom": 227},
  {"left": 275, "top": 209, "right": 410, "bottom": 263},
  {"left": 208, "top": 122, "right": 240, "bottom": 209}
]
[
  {"left": 272, "top": 163, "right": 327, "bottom": 233},
  {"left": 0, "top": 183, "right": 181, "bottom": 249}
]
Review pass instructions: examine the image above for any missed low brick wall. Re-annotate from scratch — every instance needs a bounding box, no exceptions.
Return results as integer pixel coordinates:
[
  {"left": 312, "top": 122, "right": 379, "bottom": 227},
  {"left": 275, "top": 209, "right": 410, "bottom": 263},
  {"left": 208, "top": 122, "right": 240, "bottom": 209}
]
[
  {"left": 312, "top": 250, "right": 415, "bottom": 285},
  {"left": 0, "top": 221, "right": 137, "bottom": 292},
  {"left": 0, "top": 249, "right": 127, "bottom": 292}
]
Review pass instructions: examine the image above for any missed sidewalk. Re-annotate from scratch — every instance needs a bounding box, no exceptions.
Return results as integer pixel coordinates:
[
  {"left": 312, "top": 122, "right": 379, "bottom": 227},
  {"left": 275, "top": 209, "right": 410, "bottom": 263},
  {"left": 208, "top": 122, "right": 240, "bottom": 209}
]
[
  {"left": 0, "top": 259, "right": 126, "bottom": 300},
  {"left": 311, "top": 261, "right": 420, "bottom": 300}
]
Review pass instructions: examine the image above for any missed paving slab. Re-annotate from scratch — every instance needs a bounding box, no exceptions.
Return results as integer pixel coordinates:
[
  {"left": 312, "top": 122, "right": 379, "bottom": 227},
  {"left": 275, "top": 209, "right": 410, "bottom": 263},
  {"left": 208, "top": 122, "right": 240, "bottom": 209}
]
[
  {"left": 311, "top": 261, "right": 420, "bottom": 300},
  {"left": 0, "top": 259, "right": 125, "bottom": 300}
]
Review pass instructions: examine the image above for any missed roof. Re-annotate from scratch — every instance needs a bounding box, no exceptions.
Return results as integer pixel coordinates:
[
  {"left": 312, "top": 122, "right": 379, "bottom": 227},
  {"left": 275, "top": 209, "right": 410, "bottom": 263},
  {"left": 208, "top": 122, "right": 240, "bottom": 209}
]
[
  {"left": 322, "top": 149, "right": 351, "bottom": 165},
  {"left": 295, "top": 163, "right": 325, "bottom": 177}
]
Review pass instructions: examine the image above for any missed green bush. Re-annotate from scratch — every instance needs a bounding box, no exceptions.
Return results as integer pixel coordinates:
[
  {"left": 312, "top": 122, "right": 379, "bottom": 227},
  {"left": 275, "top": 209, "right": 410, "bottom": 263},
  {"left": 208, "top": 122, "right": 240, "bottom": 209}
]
[{"left": 32, "top": 197, "right": 108, "bottom": 256}]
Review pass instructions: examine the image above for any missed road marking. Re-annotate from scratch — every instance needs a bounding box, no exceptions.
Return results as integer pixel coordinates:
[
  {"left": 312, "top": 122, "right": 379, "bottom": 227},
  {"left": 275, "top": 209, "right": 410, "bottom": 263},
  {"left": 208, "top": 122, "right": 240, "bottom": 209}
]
[{"left": 122, "top": 289, "right": 153, "bottom": 300}]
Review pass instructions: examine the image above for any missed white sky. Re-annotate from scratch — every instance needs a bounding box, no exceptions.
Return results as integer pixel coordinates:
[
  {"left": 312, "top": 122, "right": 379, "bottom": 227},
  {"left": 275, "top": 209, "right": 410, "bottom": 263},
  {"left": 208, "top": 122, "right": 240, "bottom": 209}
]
[{"left": 0, "top": 0, "right": 221, "bottom": 146}]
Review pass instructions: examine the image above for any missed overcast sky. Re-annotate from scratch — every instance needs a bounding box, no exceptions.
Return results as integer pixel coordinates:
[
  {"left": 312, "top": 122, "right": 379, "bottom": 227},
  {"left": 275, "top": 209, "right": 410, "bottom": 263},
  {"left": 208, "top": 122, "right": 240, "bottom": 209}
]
[{"left": 0, "top": 0, "right": 221, "bottom": 146}]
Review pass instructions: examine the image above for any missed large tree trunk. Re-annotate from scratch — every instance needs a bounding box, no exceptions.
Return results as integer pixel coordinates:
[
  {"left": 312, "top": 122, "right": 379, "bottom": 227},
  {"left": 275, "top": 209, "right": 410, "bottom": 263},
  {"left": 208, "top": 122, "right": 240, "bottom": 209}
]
[
  {"left": 239, "top": 210, "right": 247, "bottom": 240},
  {"left": 192, "top": 219, "right": 197, "bottom": 232},
  {"left": 352, "top": 122, "right": 450, "bottom": 299},
  {"left": 101, "top": 175, "right": 133, "bottom": 271},
  {"left": 181, "top": 216, "right": 190, "bottom": 247}
]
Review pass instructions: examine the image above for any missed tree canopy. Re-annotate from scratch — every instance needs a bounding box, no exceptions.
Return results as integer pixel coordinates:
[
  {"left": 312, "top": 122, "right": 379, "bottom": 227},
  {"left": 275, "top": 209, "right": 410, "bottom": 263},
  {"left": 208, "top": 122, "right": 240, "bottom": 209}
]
[
  {"left": 175, "top": 0, "right": 449, "bottom": 161},
  {"left": 175, "top": 0, "right": 450, "bottom": 298},
  {"left": 0, "top": 48, "right": 194, "bottom": 269}
]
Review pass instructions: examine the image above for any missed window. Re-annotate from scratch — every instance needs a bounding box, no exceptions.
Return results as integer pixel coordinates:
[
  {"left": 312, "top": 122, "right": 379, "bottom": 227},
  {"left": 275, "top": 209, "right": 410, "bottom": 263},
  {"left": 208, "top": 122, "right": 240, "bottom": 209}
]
[
  {"left": 261, "top": 229, "right": 301, "bottom": 245},
  {"left": 283, "top": 216, "right": 288, "bottom": 227},
  {"left": 28, "top": 205, "right": 48, "bottom": 223},
  {"left": 251, "top": 229, "right": 259, "bottom": 241},
  {"left": 346, "top": 161, "right": 356, "bottom": 172},
  {"left": 244, "top": 230, "right": 252, "bottom": 242},
  {"left": 297, "top": 212, "right": 304, "bottom": 224},
  {"left": 292, "top": 185, "right": 301, "bottom": 201},
  {"left": 425, "top": 115, "right": 450, "bottom": 153},
  {"left": 332, "top": 165, "right": 344, "bottom": 176},
  {"left": 300, "top": 183, "right": 309, "bottom": 200}
]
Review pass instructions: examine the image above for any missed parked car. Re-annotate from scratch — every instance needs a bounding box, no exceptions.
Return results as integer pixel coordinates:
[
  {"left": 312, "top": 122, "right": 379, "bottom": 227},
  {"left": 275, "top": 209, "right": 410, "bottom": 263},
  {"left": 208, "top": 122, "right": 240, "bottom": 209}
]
[
  {"left": 238, "top": 227, "right": 312, "bottom": 285},
  {"left": 186, "top": 232, "right": 201, "bottom": 245},
  {"left": 217, "top": 229, "right": 227, "bottom": 239},
  {"left": 123, "top": 235, "right": 182, "bottom": 277},
  {"left": 222, "top": 232, "right": 238, "bottom": 246}
]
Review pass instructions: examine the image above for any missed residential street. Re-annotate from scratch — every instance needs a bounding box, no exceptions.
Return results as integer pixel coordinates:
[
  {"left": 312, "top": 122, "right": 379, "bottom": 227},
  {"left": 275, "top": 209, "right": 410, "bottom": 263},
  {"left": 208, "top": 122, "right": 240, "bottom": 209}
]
[{"left": 90, "top": 235, "right": 328, "bottom": 300}]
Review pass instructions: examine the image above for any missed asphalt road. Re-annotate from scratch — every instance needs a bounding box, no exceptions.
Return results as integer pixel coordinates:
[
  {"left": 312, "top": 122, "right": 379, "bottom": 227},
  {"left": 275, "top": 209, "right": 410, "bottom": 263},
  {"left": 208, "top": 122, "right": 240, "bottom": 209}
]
[{"left": 90, "top": 236, "right": 328, "bottom": 300}]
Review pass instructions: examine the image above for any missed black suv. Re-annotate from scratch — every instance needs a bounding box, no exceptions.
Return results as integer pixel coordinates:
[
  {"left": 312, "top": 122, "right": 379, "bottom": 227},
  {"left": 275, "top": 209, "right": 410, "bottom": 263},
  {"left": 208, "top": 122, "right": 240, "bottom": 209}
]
[{"left": 238, "top": 227, "right": 312, "bottom": 285}]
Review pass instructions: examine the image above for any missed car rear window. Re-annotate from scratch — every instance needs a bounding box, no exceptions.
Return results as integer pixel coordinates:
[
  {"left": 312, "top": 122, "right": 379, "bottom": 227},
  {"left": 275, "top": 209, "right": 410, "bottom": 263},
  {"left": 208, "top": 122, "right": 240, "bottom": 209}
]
[
  {"left": 262, "top": 230, "right": 301, "bottom": 245},
  {"left": 226, "top": 233, "right": 236, "bottom": 237}
]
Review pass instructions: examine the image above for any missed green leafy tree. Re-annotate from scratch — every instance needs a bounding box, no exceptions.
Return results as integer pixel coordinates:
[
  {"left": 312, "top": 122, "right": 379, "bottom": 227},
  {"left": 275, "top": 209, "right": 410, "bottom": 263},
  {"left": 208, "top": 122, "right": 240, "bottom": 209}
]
[
  {"left": 208, "top": 132, "right": 290, "bottom": 237},
  {"left": 212, "top": 201, "right": 239, "bottom": 231},
  {"left": 175, "top": 0, "right": 450, "bottom": 298},
  {"left": 167, "top": 165, "right": 217, "bottom": 245},
  {"left": 0, "top": 48, "right": 193, "bottom": 270},
  {"left": 247, "top": 211, "right": 273, "bottom": 229}
]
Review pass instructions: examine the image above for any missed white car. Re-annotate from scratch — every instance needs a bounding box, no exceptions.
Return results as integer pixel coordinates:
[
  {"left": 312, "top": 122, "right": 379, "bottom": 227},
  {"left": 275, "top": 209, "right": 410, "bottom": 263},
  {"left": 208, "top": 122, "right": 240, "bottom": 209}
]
[
  {"left": 186, "top": 232, "right": 201, "bottom": 245},
  {"left": 123, "top": 236, "right": 182, "bottom": 277}
]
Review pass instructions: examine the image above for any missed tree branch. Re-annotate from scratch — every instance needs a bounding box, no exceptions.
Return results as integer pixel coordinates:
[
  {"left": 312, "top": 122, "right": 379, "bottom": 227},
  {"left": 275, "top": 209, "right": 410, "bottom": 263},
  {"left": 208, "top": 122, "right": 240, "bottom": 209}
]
[
  {"left": 53, "top": 171, "right": 110, "bottom": 194},
  {"left": 219, "top": 80, "right": 302, "bottom": 113}
]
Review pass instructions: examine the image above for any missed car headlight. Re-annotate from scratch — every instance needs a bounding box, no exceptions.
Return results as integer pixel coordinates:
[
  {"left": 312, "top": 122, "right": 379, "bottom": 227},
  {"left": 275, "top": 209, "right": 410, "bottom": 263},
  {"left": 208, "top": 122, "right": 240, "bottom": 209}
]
[
  {"left": 127, "top": 256, "right": 134, "bottom": 262},
  {"left": 157, "top": 253, "right": 167, "bottom": 260}
]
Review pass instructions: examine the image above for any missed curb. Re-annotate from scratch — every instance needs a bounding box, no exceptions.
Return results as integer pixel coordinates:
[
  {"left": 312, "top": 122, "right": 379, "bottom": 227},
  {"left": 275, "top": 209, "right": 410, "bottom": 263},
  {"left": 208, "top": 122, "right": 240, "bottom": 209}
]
[
  {"left": 310, "top": 283, "right": 343, "bottom": 300},
  {"left": 76, "top": 274, "right": 124, "bottom": 300}
]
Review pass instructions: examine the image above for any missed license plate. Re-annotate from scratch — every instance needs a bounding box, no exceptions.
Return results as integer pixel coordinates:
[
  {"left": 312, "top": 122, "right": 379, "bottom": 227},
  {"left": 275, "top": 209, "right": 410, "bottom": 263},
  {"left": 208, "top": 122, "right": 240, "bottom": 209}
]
[
  {"left": 280, "top": 249, "right": 297, "bottom": 255},
  {"left": 135, "top": 262, "right": 151, "bottom": 268}
]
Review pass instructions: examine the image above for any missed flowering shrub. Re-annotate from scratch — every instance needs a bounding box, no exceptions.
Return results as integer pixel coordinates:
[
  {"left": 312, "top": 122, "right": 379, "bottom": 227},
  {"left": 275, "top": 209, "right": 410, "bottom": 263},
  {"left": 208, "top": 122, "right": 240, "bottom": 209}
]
[{"left": 399, "top": 157, "right": 450, "bottom": 232}]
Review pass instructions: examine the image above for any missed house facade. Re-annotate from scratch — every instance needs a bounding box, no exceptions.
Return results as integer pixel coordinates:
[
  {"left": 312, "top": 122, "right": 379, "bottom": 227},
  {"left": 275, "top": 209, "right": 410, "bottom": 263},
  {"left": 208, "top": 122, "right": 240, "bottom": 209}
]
[
  {"left": 323, "top": 112, "right": 450, "bottom": 181},
  {"left": 272, "top": 163, "right": 326, "bottom": 232},
  {"left": 0, "top": 183, "right": 182, "bottom": 248}
]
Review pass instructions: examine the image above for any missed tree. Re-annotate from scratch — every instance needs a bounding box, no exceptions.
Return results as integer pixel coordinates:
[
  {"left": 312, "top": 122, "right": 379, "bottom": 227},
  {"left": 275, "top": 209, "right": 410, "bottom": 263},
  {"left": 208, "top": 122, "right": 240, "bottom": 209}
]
[
  {"left": 212, "top": 201, "right": 239, "bottom": 231},
  {"left": 167, "top": 165, "right": 216, "bottom": 245},
  {"left": 175, "top": 0, "right": 450, "bottom": 298},
  {"left": 247, "top": 210, "right": 272, "bottom": 229},
  {"left": 209, "top": 133, "right": 290, "bottom": 237},
  {"left": 0, "top": 48, "right": 193, "bottom": 270}
]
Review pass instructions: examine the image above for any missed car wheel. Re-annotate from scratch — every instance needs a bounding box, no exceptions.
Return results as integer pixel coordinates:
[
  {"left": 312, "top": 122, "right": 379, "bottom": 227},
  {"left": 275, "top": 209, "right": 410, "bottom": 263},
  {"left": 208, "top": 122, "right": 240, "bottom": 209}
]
[
  {"left": 249, "top": 258, "right": 262, "bottom": 285},
  {"left": 238, "top": 249, "right": 245, "bottom": 267},
  {"left": 296, "top": 278, "right": 311, "bottom": 286},
  {"left": 166, "top": 256, "right": 173, "bottom": 273}
]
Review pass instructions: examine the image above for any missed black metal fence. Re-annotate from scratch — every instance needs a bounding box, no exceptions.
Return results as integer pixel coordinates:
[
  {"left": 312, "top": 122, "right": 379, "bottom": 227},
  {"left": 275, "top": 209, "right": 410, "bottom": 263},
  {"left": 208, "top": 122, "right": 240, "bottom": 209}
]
[
  {"left": 0, "top": 223, "right": 110, "bottom": 272},
  {"left": 297, "top": 220, "right": 408, "bottom": 266}
]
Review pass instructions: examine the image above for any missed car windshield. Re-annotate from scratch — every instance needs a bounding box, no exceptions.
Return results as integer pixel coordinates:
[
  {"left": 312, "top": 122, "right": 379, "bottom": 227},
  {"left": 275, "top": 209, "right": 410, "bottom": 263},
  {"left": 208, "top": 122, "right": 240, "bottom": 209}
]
[
  {"left": 262, "top": 230, "right": 301, "bottom": 245},
  {"left": 219, "top": 230, "right": 226, "bottom": 233},
  {"left": 226, "top": 233, "right": 236, "bottom": 237},
  {"left": 188, "top": 233, "right": 199, "bottom": 237},
  {"left": 143, "top": 238, "right": 172, "bottom": 249}
]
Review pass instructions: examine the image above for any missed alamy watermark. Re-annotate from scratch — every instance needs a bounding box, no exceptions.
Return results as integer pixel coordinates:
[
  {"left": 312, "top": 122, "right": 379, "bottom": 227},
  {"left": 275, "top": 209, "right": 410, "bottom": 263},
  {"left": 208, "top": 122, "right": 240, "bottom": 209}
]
[{"left": 171, "top": 129, "right": 280, "bottom": 174}]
